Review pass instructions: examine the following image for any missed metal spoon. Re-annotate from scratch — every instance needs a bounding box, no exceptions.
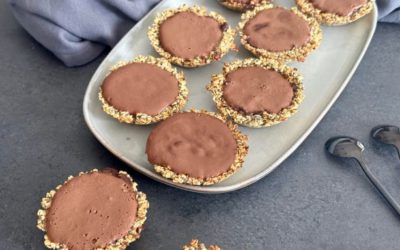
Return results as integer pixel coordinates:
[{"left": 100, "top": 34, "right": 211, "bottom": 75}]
[
  {"left": 326, "top": 136, "right": 400, "bottom": 215},
  {"left": 371, "top": 125, "right": 400, "bottom": 159}
]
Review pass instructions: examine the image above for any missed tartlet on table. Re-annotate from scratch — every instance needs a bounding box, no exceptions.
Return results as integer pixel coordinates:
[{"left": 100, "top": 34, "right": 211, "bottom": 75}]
[
  {"left": 207, "top": 58, "right": 304, "bottom": 128},
  {"left": 99, "top": 55, "right": 188, "bottom": 125},
  {"left": 296, "top": 0, "right": 374, "bottom": 25},
  {"left": 148, "top": 5, "right": 236, "bottom": 68},
  {"left": 239, "top": 4, "right": 322, "bottom": 62},
  {"left": 218, "top": 0, "right": 270, "bottom": 12},
  {"left": 37, "top": 169, "right": 149, "bottom": 250},
  {"left": 182, "top": 239, "right": 221, "bottom": 250},
  {"left": 146, "top": 110, "right": 248, "bottom": 186}
]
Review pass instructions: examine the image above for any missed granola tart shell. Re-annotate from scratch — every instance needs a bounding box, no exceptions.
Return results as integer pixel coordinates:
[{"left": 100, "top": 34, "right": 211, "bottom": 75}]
[
  {"left": 148, "top": 5, "right": 236, "bottom": 68},
  {"left": 153, "top": 109, "right": 248, "bottom": 186},
  {"left": 218, "top": 0, "right": 271, "bottom": 12},
  {"left": 238, "top": 4, "right": 322, "bottom": 62},
  {"left": 207, "top": 58, "right": 304, "bottom": 128},
  {"left": 182, "top": 239, "right": 221, "bottom": 250},
  {"left": 37, "top": 169, "right": 150, "bottom": 250},
  {"left": 99, "top": 56, "right": 188, "bottom": 125},
  {"left": 296, "top": 0, "right": 374, "bottom": 25}
]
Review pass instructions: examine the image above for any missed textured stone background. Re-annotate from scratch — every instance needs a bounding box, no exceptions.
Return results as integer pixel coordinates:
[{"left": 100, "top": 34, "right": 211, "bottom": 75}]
[{"left": 1, "top": 1, "right": 400, "bottom": 250}]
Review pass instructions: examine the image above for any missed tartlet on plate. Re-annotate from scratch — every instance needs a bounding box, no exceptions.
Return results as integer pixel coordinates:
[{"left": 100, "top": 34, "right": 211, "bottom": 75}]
[
  {"left": 239, "top": 4, "right": 322, "bottom": 62},
  {"left": 99, "top": 55, "right": 188, "bottom": 125},
  {"left": 296, "top": 0, "right": 374, "bottom": 25},
  {"left": 183, "top": 239, "right": 221, "bottom": 250},
  {"left": 207, "top": 58, "right": 304, "bottom": 128},
  {"left": 148, "top": 5, "right": 236, "bottom": 68},
  {"left": 37, "top": 169, "right": 149, "bottom": 250},
  {"left": 218, "top": 0, "right": 270, "bottom": 12},
  {"left": 146, "top": 110, "right": 248, "bottom": 186}
]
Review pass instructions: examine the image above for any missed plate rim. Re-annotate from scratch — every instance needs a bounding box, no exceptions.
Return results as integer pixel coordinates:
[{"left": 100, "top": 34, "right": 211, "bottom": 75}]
[{"left": 83, "top": 1, "right": 378, "bottom": 194}]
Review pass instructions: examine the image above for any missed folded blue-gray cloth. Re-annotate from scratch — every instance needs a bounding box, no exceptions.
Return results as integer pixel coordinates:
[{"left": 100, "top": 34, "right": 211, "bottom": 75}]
[
  {"left": 378, "top": 0, "right": 400, "bottom": 22},
  {"left": 8, "top": 0, "right": 400, "bottom": 67}
]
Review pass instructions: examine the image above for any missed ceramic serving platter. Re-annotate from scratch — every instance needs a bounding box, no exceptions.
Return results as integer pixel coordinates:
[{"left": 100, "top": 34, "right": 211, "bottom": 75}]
[{"left": 83, "top": 0, "right": 378, "bottom": 193}]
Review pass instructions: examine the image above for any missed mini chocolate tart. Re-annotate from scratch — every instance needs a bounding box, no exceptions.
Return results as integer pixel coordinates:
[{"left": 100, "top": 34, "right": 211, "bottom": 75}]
[
  {"left": 146, "top": 110, "right": 248, "bottom": 185},
  {"left": 296, "top": 0, "right": 374, "bottom": 25},
  {"left": 99, "top": 56, "right": 188, "bottom": 125},
  {"left": 182, "top": 239, "right": 221, "bottom": 250},
  {"left": 207, "top": 58, "right": 304, "bottom": 128},
  {"left": 239, "top": 4, "right": 322, "bottom": 62},
  {"left": 37, "top": 169, "right": 149, "bottom": 250},
  {"left": 148, "top": 5, "right": 236, "bottom": 68},
  {"left": 218, "top": 0, "right": 270, "bottom": 12}
]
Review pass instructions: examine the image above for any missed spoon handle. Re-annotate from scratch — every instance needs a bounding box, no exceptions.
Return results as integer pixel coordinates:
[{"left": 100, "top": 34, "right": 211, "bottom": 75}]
[
  {"left": 394, "top": 141, "right": 400, "bottom": 159},
  {"left": 356, "top": 158, "right": 400, "bottom": 215}
]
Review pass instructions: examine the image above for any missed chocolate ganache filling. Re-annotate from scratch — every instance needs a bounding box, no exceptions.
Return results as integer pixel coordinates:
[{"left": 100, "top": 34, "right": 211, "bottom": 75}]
[
  {"left": 310, "top": 0, "right": 368, "bottom": 17},
  {"left": 45, "top": 170, "right": 138, "bottom": 250},
  {"left": 223, "top": 66, "right": 294, "bottom": 114},
  {"left": 146, "top": 112, "right": 237, "bottom": 179},
  {"left": 159, "top": 11, "right": 224, "bottom": 59},
  {"left": 244, "top": 7, "right": 311, "bottom": 52},
  {"left": 101, "top": 63, "right": 179, "bottom": 116}
]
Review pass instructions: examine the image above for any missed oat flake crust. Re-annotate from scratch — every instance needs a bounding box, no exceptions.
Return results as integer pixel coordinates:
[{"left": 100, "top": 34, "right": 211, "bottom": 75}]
[
  {"left": 182, "top": 239, "right": 221, "bottom": 250},
  {"left": 218, "top": 0, "right": 271, "bottom": 12}
]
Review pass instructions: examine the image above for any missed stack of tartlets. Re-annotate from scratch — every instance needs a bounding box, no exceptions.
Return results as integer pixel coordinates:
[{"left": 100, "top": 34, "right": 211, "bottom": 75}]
[
  {"left": 98, "top": 5, "right": 250, "bottom": 187},
  {"left": 95, "top": 1, "right": 373, "bottom": 187}
]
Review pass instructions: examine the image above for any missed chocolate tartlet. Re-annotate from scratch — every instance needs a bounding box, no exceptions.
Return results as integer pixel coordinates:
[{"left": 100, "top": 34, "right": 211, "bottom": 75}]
[
  {"left": 239, "top": 4, "right": 322, "bottom": 62},
  {"left": 207, "top": 58, "right": 304, "bottom": 128},
  {"left": 148, "top": 5, "right": 236, "bottom": 68},
  {"left": 183, "top": 239, "right": 221, "bottom": 250},
  {"left": 146, "top": 110, "right": 248, "bottom": 185},
  {"left": 296, "top": 0, "right": 374, "bottom": 25},
  {"left": 99, "top": 56, "right": 188, "bottom": 125},
  {"left": 37, "top": 169, "right": 149, "bottom": 250},
  {"left": 218, "top": 0, "right": 270, "bottom": 12}
]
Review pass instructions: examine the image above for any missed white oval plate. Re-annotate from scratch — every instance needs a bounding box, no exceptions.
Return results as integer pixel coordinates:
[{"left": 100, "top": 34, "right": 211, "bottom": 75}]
[{"left": 83, "top": 0, "right": 377, "bottom": 193}]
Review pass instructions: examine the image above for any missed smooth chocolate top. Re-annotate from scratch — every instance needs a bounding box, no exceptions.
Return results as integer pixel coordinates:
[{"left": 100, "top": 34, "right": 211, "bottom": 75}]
[
  {"left": 223, "top": 67, "right": 294, "bottom": 114},
  {"left": 45, "top": 170, "right": 138, "bottom": 250},
  {"left": 159, "top": 11, "right": 224, "bottom": 60},
  {"left": 243, "top": 7, "right": 311, "bottom": 52},
  {"left": 310, "top": 0, "right": 368, "bottom": 16},
  {"left": 146, "top": 112, "right": 237, "bottom": 179},
  {"left": 101, "top": 63, "right": 179, "bottom": 115}
]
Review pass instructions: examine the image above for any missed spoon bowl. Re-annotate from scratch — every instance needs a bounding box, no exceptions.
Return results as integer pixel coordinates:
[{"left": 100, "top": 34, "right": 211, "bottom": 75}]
[
  {"left": 326, "top": 136, "right": 365, "bottom": 159},
  {"left": 371, "top": 125, "right": 400, "bottom": 158},
  {"left": 371, "top": 125, "right": 400, "bottom": 146}
]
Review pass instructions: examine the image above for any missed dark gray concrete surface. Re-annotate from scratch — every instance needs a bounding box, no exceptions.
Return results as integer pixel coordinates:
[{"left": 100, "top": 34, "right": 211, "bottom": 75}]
[{"left": 1, "top": 1, "right": 400, "bottom": 249}]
